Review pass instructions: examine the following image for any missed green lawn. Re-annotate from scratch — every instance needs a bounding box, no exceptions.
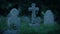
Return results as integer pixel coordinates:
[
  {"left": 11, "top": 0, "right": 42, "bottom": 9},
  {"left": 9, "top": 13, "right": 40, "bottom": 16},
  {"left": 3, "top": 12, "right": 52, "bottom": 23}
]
[{"left": 0, "top": 17, "right": 60, "bottom": 34}]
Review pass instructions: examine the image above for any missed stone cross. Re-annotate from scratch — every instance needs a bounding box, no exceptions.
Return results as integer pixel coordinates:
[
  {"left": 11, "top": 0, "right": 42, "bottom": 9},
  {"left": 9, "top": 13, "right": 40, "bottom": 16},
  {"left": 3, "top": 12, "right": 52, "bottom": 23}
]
[{"left": 28, "top": 3, "right": 39, "bottom": 23}]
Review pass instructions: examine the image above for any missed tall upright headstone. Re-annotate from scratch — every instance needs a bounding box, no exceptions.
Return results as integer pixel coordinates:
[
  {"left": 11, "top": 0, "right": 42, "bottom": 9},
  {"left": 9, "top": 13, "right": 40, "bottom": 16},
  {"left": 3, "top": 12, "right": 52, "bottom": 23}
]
[
  {"left": 3, "top": 8, "right": 20, "bottom": 34},
  {"left": 44, "top": 10, "right": 54, "bottom": 25},
  {"left": 28, "top": 3, "right": 39, "bottom": 23},
  {"left": 7, "top": 8, "right": 20, "bottom": 30}
]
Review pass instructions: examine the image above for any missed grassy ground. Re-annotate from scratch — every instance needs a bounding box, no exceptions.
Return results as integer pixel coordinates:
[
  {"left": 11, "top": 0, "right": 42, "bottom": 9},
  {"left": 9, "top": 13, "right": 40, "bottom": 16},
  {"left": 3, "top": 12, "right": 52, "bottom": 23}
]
[
  {"left": 20, "top": 21, "right": 60, "bottom": 34},
  {"left": 0, "top": 17, "right": 60, "bottom": 34}
]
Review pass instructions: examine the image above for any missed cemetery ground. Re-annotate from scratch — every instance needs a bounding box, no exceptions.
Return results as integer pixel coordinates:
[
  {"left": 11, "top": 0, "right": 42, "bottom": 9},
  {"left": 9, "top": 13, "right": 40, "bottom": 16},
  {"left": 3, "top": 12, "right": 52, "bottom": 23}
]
[{"left": 0, "top": 17, "right": 60, "bottom": 34}]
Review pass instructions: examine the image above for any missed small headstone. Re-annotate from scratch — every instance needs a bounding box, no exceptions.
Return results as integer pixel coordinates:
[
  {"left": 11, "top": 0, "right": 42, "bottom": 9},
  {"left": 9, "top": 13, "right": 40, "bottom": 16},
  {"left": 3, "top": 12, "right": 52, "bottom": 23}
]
[
  {"left": 35, "top": 17, "right": 41, "bottom": 23},
  {"left": 28, "top": 3, "right": 39, "bottom": 23},
  {"left": 44, "top": 10, "right": 54, "bottom": 25},
  {"left": 7, "top": 8, "right": 20, "bottom": 30},
  {"left": 22, "top": 16, "right": 30, "bottom": 23}
]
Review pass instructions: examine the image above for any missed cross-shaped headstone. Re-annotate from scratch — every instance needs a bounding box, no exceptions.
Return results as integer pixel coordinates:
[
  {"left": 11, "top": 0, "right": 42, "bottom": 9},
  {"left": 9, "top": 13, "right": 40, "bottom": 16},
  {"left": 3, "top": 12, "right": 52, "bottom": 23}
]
[{"left": 28, "top": 3, "right": 39, "bottom": 23}]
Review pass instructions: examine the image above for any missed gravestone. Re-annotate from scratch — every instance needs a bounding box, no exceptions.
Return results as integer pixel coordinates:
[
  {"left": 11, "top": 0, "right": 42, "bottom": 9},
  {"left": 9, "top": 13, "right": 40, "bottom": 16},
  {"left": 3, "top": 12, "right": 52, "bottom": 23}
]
[
  {"left": 28, "top": 3, "right": 40, "bottom": 30},
  {"left": 44, "top": 10, "right": 54, "bottom": 25},
  {"left": 7, "top": 8, "right": 20, "bottom": 30},
  {"left": 28, "top": 3, "right": 39, "bottom": 23},
  {"left": 5, "top": 8, "right": 20, "bottom": 34},
  {"left": 22, "top": 16, "right": 30, "bottom": 23},
  {"left": 35, "top": 17, "right": 41, "bottom": 23}
]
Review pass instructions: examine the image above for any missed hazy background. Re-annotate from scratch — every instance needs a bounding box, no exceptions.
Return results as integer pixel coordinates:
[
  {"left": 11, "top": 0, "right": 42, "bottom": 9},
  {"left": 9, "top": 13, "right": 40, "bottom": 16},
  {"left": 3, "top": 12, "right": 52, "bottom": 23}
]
[{"left": 0, "top": 0, "right": 60, "bottom": 34}]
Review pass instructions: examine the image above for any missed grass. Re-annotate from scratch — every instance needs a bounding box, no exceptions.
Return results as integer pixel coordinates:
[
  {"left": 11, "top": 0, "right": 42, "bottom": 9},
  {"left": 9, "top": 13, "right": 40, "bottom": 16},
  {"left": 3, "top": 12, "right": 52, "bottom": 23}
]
[
  {"left": 0, "top": 17, "right": 60, "bottom": 34},
  {"left": 0, "top": 17, "right": 7, "bottom": 30},
  {"left": 20, "top": 20, "right": 60, "bottom": 34}
]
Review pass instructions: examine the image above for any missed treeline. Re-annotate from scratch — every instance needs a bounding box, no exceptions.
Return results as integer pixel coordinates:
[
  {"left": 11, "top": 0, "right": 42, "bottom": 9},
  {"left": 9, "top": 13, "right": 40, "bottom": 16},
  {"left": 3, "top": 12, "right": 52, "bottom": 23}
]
[{"left": 0, "top": 0, "right": 60, "bottom": 23}]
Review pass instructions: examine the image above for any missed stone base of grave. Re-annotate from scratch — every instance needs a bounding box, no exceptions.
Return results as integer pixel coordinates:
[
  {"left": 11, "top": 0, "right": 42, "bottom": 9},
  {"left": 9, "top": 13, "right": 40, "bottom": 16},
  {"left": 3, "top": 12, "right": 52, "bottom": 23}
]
[{"left": 29, "top": 23, "right": 40, "bottom": 31}]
